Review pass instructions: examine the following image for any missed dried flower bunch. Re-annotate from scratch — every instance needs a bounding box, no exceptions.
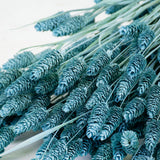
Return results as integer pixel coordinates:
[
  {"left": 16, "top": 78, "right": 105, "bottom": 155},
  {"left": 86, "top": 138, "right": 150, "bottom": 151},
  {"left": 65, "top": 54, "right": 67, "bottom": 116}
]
[{"left": 0, "top": 0, "right": 160, "bottom": 160}]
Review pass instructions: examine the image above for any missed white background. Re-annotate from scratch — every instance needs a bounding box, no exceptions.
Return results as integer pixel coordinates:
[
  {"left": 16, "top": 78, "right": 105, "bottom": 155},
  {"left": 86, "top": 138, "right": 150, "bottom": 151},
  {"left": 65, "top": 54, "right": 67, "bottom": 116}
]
[
  {"left": 0, "top": 0, "right": 95, "bottom": 67},
  {"left": 0, "top": 0, "right": 94, "bottom": 159}
]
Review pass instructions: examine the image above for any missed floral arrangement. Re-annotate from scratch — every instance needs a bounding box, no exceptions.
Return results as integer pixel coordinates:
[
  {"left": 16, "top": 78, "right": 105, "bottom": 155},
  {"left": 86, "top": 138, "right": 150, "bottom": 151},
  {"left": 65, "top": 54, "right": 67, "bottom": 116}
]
[{"left": 0, "top": 0, "right": 160, "bottom": 159}]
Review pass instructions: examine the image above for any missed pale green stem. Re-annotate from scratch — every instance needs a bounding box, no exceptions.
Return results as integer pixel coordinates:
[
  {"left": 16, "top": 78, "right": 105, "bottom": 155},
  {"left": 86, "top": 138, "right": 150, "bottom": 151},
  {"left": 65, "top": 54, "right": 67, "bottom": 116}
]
[
  {"left": 96, "top": 4, "right": 133, "bottom": 30},
  {"left": 18, "top": 0, "right": 160, "bottom": 54},
  {"left": 119, "top": 55, "right": 130, "bottom": 67},
  {"left": 152, "top": 72, "right": 160, "bottom": 86},
  {"left": 102, "top": 0, "right": 139, "bottom": 5},
  {"left": 131, "top": 143, "right": 145, "bottom": 160},
  {"left": 151, "top": 20, "right": 160, "bottom": 31},
  {"left": 18, "top": 41, "right": 61, "bottom": 52},
  {"left": 98, "top": 0, "right": 147, "bottom": 29},
  {"left": 98, "top": 30, "right": 119, "bottom": 46},
  {"left": 155, "top": 65, "right": 160, "bottom": 72},
  {"left": 66, "top": 124, "right": 86, "bottom": 145},
  {"left": 106, "top": 77, "right": 121, "bottom": 103},
  {"left": 145, "top": 43, "right": 160, "bottom": 59},
  {"left": 111, "top": 44, "right": 131, "bottom": 63},
  {"left": 143, "top": 34, "right": 160, "bottom": 57},
  {"left": 142, "top": 4, "right": 160, "bottom": 24},
  {"left": 62, "top": 34, "right": 98, "bottom": 56},
  {"left": 40, "top": 109, "right": 76, "bottom": 160},
  {"left": 83, "top": 34, "right": 120, "bottom": 60},
  {"left": 147, "top": 56, "right": 157, "bottom": 68}
]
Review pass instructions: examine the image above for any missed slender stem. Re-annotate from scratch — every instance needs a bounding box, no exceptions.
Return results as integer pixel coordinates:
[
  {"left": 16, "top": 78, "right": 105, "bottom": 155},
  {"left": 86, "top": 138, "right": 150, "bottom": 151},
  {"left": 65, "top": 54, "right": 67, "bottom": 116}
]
[
  {"left": 147, "top": 56, "right": 157, "bottom": 68},
  {"left": 18, "top": 41, "right": 63, "bottom": 52},
  {"left": 40, "top": 110, "right": 75, "bottom": 160},
  {"left": 145, "top": 43, "right": 160, "bottom": 59},
  {"left": 83, "top": 34, "right": 120, "bottom": 60},
  {"left": 12, "top": 3, "right": 104, "bottom": 29},
  {"left": 152, "top": 72, "right": 160, "bottom": 86},
  {"left": 0, "top": 111, "right": 91, "bottom": 157},
  {"left": 131, "top": 143, "right": 144, "bottom": 160},
  {"left": 66, "top": 124, "right": 86, "bottom": 145}
]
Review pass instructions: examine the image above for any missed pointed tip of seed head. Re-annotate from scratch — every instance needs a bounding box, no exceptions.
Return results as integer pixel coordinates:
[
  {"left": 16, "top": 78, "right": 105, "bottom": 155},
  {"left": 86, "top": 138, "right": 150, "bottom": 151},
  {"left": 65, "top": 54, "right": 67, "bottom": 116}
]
[
  {"left": 115, "top": 96, "right": 121, "bottom": 103},
  {"left": 86, "top": 132, "right": 92, "bottom": 139},
  {"left": 34, "top": 23, "right": 42, "bottom": 32},
  {"left": 86, "top": 100, "right": 96, "bottom": 110},
  {"left": 4, "top": 88, "right": 14, "bottom": 97},
  {"left": 62, "top": 105, "right": 70, "bottom": 113},
  {"left": 54, "top": 84, "right": 67, "bottom": 96},
  {"left": 29, "top": 72, "right": 40, "bottom": 81},
  {"left": 86, "top": 68, "right": 97, "bottom": 77},
  {"left": 54, "top": 87, "right": 63, "bottom": 96},
  {"left": 52, "top": 30, "right": 61, "bottom": 37}
]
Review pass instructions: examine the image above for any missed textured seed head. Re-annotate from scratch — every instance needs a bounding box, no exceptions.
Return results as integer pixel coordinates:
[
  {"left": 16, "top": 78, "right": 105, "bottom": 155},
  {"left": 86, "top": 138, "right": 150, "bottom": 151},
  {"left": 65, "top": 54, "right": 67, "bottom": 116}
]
[
  {"left": 133, "top": 155, "right": 155, "bottom": 160},
  {"left": 0, "top": 94, "right": 32, "bottom": 118},
  {"left": 42, "top": 139, "right": 67, "bottom": 160},
  {"left": 115, "top": 73, "right": 139, "bottom": 102},
  {"left": 4, "top": 70, "right": 38, "bottom": 97},
  {"left": 42, "top": 103, "right": 68, "bottom": 131},
  {"left": 106, "top": 5, "right": 126, "bottom": 14},
  {"left": 62, "top": 85, "right": 89, "bottom": 113},
  {"left": 86, "top": 43, "right": 119, "bottom": 76},
  {"left": 146, "top": 85, "right": 160, "bottom": 118},
  {"left": 86, "top": 84, "right": 111, "bottom": 110},
  {"left": 55, "top": 57, "right": 86, "bottom": 95},
  {"left": 64, "top": 36, "right": 96, "bottom": 61},
  {"left": 123, "top": 97, "right": 146, "bottom": 122},
  {"left": 0, "top": 92, "right": 8, "bottom": 107},
  {"left": 145, "top": 119, "right": 160, "bottom": 152},
  {"left": 0, "top": 69, "right": 22, "bottom": 90},
  {"left": 27, "top": 95, "right": 50, "bottom": 111},
  {"left": 92, "top": 143, "right": 112, "bottom": 160},
  {"left": 121, "top": 130, "right": 139, "bottom": 155},
  {"left": 29, "top": 49, "right": 63, "bottom": 81},
  {"left": 35, "top": 137, "right": 57, "bottom": 159},
  {"left": 86, "top": 102, "right": 109, "bottom": 139},
  {"left": 53, "top": 14, "right": 94, "bottom": 36},
  {"left": 63, "top": 138, "right": 83, "bottom": 160},
  {"left": 35, "top": 72, "right": 58, "bottom": 95},
  {"left": 138, "top": 29, "right": 155, "bottom": 51},
  {"left": 13, "top": 107, "right": 48, "bottom": 135},
  {"left": 137, "top": 68, "right": 156, "bottom": 95},
  {"left": 78, "top": 137, "right": 93, "bottom": 156},
  {"left": 86, "top": 48, "right": 111, "bottom": 76},
  {"left": 132, "top": 144, "right": 153, "bottom": 160},
  {"left": 3, "top": 51, "right": 36, "bottom": 70},
  {"left": 119, "top": 22, "right": 147, "bottom": 41},
  {"left": 126, "top": 53, "right": 147, "bottom": 78},
  {"left": 76, "top": 105, "right": 90, "bottom": 129},
  {"left": 36, "top": 48, "right": 55, "bottom": 59},
  {"left": 0, "top": 127, "right": 15, "bottom": 152},
  {"left": 98, "top": 106, "right": 122, "bottom": 141},
  {"left": 111, "top": 133, "right": 127, "bottom": 160},
  {"left": 60, "top": 123, "right": 84, "bottom": 143},
  {"left": 96, "top": 63, "right": 120, "bottom": 87},
  {"left": 34, "top": 12, "right": 70, "bottom": 32}
]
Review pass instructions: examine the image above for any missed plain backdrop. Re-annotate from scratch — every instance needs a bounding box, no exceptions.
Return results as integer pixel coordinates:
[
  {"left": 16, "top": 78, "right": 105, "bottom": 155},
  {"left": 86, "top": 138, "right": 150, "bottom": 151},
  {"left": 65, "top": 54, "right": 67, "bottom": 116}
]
[
  {"left": 0, "top": 0, "right": 94, "bottom": 159},
  {"left": 0, "top": 0, "right": 95, "bottom": 67}
]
